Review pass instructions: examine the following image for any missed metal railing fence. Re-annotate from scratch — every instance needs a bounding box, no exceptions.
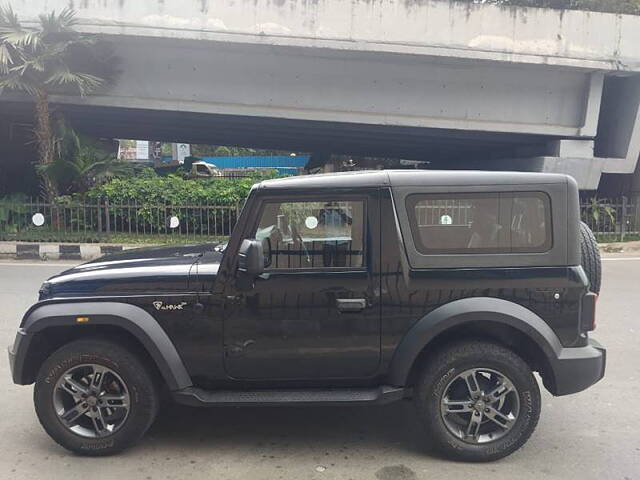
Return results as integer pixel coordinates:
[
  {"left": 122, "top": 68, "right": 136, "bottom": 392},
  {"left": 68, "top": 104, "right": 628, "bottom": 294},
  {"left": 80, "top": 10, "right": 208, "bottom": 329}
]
[
  {"left": 1, "top": 196, "right": 639, "bottom": 243},
  {"left": 0, "top": 197, "right": 240, "bottom": 242},
  {"left": 579, "top": 196, "right": 640, "bottom": 241}
]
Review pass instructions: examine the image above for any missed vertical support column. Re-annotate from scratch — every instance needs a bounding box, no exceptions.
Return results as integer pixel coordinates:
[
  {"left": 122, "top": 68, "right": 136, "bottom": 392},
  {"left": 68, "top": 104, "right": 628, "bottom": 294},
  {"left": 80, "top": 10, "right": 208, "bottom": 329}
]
[{"left": 579, "top": 72, "right": 604, "bottom": 137}]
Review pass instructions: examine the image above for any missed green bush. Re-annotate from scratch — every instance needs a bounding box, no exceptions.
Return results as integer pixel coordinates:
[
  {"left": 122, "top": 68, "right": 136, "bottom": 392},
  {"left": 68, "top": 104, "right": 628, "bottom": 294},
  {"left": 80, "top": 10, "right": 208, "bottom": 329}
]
[
  {"left": 1, "top": 169, "right": 282, "bottom": 241},
  {"left": 0, "top": 193, "right": 29, "bottom": 233},
  {"left": 0, "top": 170, "right": 282, "bottom": 243},
  {"left": 84, "top": 168, "right": 277, "bottom": 206}
]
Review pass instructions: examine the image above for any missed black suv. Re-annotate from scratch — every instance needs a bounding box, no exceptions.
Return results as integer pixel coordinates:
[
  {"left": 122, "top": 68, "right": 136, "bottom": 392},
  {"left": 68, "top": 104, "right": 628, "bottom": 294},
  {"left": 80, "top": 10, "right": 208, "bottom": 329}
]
[{"left": 8, "top": 170, "right": 605, "bottom": 461}]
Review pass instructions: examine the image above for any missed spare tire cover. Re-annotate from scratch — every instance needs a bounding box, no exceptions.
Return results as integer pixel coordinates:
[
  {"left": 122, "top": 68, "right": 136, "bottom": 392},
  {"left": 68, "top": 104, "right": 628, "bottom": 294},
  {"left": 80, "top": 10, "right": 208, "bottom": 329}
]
[{"left": 579, "top": 221, "right": 602, "bottom": 294}]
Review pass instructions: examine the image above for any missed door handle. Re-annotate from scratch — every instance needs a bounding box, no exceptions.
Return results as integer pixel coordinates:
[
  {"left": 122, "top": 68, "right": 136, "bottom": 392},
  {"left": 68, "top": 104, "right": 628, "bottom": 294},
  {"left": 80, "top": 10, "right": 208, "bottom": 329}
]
[{"left": 336, "top": 298, "right": 367, "bottom": 313}]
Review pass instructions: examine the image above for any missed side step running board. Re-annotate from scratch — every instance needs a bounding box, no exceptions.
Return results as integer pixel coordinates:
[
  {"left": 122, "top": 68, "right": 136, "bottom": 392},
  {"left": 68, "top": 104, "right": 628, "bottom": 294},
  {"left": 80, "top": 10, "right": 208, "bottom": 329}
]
[{"left": 172, "top": 386, "right": 406, "bottom": 407}]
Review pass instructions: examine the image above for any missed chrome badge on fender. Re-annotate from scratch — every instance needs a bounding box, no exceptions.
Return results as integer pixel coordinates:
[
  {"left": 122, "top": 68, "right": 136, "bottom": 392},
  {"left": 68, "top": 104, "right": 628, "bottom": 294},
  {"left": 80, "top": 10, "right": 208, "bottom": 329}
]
[{"left": 152, "top": 301, "right": 187, "bottom": 311}]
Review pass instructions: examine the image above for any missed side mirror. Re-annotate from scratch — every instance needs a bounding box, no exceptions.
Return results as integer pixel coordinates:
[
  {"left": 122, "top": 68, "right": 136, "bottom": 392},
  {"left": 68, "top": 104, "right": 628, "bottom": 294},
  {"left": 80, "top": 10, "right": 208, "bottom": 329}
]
[{"left": 237, "top": 239, "right": 264, "bottom": 289}]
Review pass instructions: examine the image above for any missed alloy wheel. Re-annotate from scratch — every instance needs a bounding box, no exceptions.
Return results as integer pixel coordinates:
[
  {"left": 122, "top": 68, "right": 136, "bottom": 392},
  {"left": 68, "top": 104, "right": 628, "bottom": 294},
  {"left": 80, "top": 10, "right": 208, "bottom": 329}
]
[
  {"left": 439, "top": 367, "right": 520, "bottom": 444},
  {"left": 52, "top": 363, "right": 130, "bottom": 438}
]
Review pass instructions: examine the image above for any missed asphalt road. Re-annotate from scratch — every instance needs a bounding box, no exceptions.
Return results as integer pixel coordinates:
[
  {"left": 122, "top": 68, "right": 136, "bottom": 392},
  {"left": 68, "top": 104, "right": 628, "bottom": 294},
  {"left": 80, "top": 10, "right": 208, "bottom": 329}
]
[{"left": 0, "top": 259, "right": 638, "bottom": 480}]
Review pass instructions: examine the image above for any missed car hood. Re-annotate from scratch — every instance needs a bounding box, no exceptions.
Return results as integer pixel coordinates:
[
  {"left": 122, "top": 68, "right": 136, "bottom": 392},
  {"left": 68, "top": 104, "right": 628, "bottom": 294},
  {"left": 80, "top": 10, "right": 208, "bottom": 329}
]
[{"left": 42, "top": 243, "right": 224, "bottom": 298}]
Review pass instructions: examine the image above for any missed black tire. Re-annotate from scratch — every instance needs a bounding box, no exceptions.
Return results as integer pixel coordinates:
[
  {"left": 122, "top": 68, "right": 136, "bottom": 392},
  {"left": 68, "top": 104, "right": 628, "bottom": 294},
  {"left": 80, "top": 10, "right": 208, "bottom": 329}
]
[
  {"left": 414, "top": 340, "right": 541, "bottom": 462},
  {"left": 580, "top": 221, "right": 602, "bottom": 294},
  {"left": 34, "top": 338, "right": 159, "bottom": 456}
]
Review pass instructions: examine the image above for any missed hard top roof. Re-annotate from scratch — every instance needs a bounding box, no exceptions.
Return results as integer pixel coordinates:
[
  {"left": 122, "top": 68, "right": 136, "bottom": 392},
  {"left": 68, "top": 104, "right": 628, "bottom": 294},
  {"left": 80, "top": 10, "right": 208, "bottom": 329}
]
[{"left": 256, "top": 170, "right": 568, "bottom": 190}]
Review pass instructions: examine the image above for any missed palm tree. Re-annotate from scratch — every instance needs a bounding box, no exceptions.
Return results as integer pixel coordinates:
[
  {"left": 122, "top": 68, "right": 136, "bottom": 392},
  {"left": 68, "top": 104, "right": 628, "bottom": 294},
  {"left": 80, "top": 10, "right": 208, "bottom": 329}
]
[
  {"left": 38, "top": 123, "right": 135, "bottom": 194},
  {"left": 0, "top": 6, "right": 113, "bottom": 201}
]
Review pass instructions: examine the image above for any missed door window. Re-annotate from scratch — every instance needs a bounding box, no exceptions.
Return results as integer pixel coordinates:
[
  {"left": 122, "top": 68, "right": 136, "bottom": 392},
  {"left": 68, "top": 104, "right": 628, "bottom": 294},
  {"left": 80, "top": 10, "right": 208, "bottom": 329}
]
[{"left": 253, "top": 200, "right": 365, "bottom": 269}]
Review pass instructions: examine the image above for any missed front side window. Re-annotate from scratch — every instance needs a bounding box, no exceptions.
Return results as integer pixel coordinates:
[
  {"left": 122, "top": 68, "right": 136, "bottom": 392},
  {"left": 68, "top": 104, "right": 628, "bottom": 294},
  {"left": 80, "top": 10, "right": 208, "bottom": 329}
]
[
  {"left": 406, "top": 192, "right": 551, "bottom": 255},
  {"left": 253, "top": 200, "right": 365, "bottom": 269}
]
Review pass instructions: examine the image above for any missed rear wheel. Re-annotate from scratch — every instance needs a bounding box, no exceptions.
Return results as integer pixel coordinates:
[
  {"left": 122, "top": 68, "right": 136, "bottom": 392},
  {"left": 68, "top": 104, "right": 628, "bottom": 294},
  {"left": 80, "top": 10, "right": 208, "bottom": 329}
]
[
  {"left": 414, "top": 340, "right": 540, "bottom": 462},
  {"left": 34, "top": 339, "right": 159, "bottom": 456}
]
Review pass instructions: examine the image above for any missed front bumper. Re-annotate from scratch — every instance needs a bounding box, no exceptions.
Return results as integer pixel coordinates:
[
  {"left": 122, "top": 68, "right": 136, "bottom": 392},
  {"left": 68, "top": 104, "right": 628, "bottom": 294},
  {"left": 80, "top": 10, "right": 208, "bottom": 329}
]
[{"left": 547, "top": 338, "right": 606, "bottom": 396}]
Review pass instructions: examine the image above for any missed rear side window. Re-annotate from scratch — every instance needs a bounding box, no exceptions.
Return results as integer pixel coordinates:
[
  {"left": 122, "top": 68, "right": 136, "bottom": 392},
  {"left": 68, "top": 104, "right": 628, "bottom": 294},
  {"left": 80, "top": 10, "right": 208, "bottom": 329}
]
[{"left": 406, "top": 192, "right": 552, "bottom": 255}]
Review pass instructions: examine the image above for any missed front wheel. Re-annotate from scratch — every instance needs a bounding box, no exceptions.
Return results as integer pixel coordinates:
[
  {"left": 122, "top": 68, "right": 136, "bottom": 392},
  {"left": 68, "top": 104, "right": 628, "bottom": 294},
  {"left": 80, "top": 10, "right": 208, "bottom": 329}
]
[
  {"left": 414, "top": 340, "right": 541, "bottom": 462},
  {"left": 34, "top": 338, "right": 159, "bottom": 456}
]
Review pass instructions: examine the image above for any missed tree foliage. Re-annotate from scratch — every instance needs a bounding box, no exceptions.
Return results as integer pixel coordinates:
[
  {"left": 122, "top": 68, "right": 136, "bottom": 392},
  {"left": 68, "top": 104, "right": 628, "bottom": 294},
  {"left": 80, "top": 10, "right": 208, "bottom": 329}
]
[
  {"left": 0, "top": 6, "right": 115, "bottom": 95},
  {"left": 480, "top": 0, "right": 640, "bottom": 15},
  {"left": 39, "top": 123, "right": 135, "bottom": 194},
  {"left": 0, "top": 5, "right": 116, "bottom": 201}
]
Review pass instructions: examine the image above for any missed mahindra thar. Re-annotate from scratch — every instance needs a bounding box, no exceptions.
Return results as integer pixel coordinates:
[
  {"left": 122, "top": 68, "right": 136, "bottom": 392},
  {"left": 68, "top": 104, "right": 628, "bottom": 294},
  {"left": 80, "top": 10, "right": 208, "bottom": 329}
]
[{"left": 8, "top": 170, "right": 605, "bottom": 461}]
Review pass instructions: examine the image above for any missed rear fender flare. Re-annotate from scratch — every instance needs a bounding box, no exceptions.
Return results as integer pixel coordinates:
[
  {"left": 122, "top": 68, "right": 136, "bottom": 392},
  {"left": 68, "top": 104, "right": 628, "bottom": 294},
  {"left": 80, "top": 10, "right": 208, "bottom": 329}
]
[{"left": 387, "top": 297, "right": 563, "bottom": 386}]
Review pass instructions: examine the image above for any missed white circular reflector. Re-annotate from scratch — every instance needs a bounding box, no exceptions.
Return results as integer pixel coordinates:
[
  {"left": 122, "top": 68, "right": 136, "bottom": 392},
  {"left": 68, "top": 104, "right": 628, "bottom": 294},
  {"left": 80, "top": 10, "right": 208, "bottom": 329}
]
[
  {"left": 32, "top": 213, "right": 45, "bottom": 227},
  {"left": 305, "top": 216, "right": 319, "bottom": 229}
]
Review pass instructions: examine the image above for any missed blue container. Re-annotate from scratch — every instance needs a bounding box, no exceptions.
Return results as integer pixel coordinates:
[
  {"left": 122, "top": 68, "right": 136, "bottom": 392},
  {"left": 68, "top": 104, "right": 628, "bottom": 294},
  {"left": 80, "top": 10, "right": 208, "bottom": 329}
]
[{"left": 200, "top": 156, "right": 308, "bottom": 170}]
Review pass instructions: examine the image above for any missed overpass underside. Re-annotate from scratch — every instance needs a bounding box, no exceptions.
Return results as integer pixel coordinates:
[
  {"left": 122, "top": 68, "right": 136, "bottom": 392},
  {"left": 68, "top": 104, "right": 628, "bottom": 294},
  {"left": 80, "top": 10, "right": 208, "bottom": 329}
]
[
  {"left": 1, "top": 100, "right": 554, "bottom": 165},
  {"left": 4, "top": 0, "right": 640, "bottom": 190}
]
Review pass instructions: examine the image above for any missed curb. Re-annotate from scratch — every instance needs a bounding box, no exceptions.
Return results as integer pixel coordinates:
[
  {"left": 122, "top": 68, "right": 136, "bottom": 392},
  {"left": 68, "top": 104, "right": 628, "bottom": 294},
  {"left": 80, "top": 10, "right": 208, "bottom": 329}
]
[{"left": 0, "top": 242, "right": 140, "bottom": 261}]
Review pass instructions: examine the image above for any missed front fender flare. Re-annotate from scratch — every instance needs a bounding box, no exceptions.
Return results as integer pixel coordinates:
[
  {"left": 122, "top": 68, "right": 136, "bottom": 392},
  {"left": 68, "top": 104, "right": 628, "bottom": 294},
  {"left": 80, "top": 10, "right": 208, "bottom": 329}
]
[
  {"left": 387, "top": 297, "right": 563, "bottom": 387},
  {"left": 16, "top": 301, "right": 192, "bottom": 391}
]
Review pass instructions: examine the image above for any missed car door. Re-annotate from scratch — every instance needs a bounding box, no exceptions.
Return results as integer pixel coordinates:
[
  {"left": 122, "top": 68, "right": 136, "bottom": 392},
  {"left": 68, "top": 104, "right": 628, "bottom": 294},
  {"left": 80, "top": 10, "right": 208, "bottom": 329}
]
[{"left": 223, "top": 191, "right": 380, "bottom": 380}]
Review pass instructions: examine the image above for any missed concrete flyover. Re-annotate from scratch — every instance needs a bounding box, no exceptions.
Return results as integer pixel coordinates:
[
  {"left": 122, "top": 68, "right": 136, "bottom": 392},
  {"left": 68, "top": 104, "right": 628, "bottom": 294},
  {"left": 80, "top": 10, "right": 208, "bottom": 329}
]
[{"left": 3, "top": 0, "right": 640, "bottom": 189}]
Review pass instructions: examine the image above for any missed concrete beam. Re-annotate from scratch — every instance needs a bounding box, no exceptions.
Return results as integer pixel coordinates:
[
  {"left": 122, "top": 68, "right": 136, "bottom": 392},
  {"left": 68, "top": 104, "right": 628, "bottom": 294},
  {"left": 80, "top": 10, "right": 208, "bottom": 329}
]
[
  {"left": 23, "top": 36, "right": 602, "bottom": 137},
  {"left": 536, "top": 156, "right": 605, "bottom": 190},
  {"left": 17, "top": 0, "right": 640, "bottom": 72}
]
